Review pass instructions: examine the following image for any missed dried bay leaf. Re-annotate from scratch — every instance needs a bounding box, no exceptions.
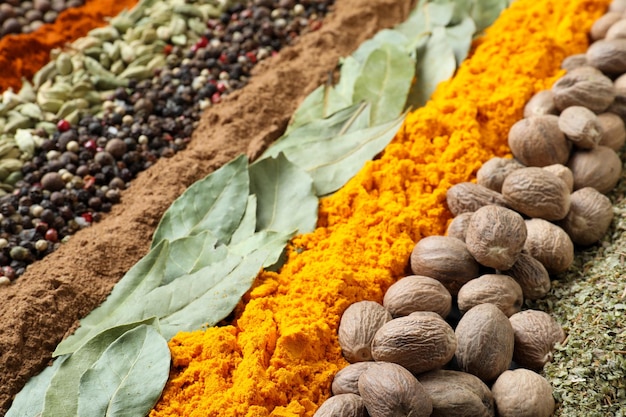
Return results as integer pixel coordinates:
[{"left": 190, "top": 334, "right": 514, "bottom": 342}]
[
  {"left": 230, "top": 194, "right": 258, "bottom": 244},
  {"left": 335, "top": 56, "right": 361, "bottom": 102},
  {"left": 162, "top": 231, "right": 227, "bottom": 285},
  {"left": 43, "top": 318, "right": 161, "bottom": 417},
  {"left": 287, "top": 85, "right": 351, "bottom": 133},
  {"left": 445, "top": 16, "right": 477, "bottom": 64},
  {"left": 230, "top": 230, "right": 294, "bottom": 268},
  {"left": 352, "top": 43, "right": 415, "bottom": 125},
  {"left": 151, "top": 154, "right": 249, "bottom": 248},
  {"left": 77, "top": 325, "right": 170, "bottom": 417},
  {"left": 408, "top": 26, "right": 457, "bottom": 107},
  {"left": 249, "top": 153, "right": 318, "bottom": 234},
  {"left": 351, "top": 29, "right": 410, "bottom": 63},
  {"left": 5, "top": 355, "right": 68, "bottom": 417},
  {"left": 471, "top": 0, "right": 509, "bottom": 33},
  {"left": 158, "top": 248, "right": 269, "bottom": 336},
  {"left": 54, "top": 242, "right": 169, "bottom": 356}
]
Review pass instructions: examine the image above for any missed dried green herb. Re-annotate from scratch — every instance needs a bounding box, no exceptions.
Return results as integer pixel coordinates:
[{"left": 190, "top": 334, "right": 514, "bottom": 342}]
[{"left": 529, "top": 164, "right": 626, "bottom": 417}]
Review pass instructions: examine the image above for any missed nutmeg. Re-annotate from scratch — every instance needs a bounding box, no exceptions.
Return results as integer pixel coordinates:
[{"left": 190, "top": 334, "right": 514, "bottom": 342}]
[
  {"left": 457, "top": 274, "right": 524, "bottom": 317},
  {"left": 558, "top": 105, "right": 603, "bottom": 149},
  {"left": 560, "top": 53, "right": 588, "bottom": 71},
  {"left": 523, "top": 90, "right": 558, "bottom": 118},
  {"left": 465, "top": 205, "right": 527, "bottom": 270},
  {"left": 338, "top": 301, "right": 392, "bottom": 363},
  {"left": 332, "top": 362, "right": 375, "bottom": 395},
  {"left": 492, "top": 369, "right": 555, "bottom": 417},
  {"left": 558, "top": 187, "right": 614, "bottom": 246},
  {"left": 524, "top": 218, "right": 574, "bottom": 274},
  {"left": 445, "top": 211, "right": 473, "bottom": 242},
  {"left": 606, "top": 18, "right": 626, "bottom": 40},
  {"left": 371, "top": 314, "right": 456, "bottom": 374},
  {"left": 567, "top": 145, "right": 622, "bottom": 194},
  {"left": 542, "top": 164, "right": 574, "bottom": 192},
  {"left": 476, "top": 157, "right": 524, "bottom": 193},
  {"left": 313, "top": 394, "right": 367, "bottom": 417},
  {"left": 501, "top": 167, "right": 571, "bottom": 221},
  {"left": 455, "top": 303, "right": 515, "bottom": 382},
  {"left": 410, "top": 235, "right": 481, "bottom": 295},
  {"left": 418, "top": 370, "right": 495, "bottom": 417},
  {"left": 597, "top": 112, "right": 626, "bottom": 150},
  {"left": 383, "top": 275, "right": 452, "bottom": 318},
  {"left": 509, "top": 309, "right": 565, "bottom": 370},
  {"left": 551, "top": 66, "right": 615, "bottom": 112},
  {"left": 507, "top": 115, "right": 571, "bottom": 167},
  {"left": 446, "top": 182, "right": 508, "bottom": 217},
  {"left": 501, "top": 252, "right": 551, "bottom": 300},
  {"left": 358, "top": 362, "right": 433, "bottom": 417},
  {"left": 587, "top": 39, "right": 626, "bottom": 74},
  {"left": 590, "top": 11, "right": 622, "bottom": 40}
]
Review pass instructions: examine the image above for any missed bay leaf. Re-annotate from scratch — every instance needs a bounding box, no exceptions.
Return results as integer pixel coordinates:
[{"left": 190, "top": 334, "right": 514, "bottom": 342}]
[
  {"left": 249, "top": 153, "right": 318, "bottom": 234},
  {"left": 423, "top": 1, "right": 454, "bottom": 27},
  {"left": 43, "top": 318, "right": 161, "bottom": 417},
  {"left": 286, "top": 85, "right": 351, "bottom": 133},
  {"left": 471, "top": 0, "right": 509, "bottom": 33},
  {"left": 352, "top": 43, "right": 415, "bottom": 125},
  {"left": 159, "top": 248, "right": 268, "bottom": 336},
  {"left": 5, "top": 355, "right": 68, "bottom": 417},
  {"left": 230, "top": 229, "right": 294, "bottom": 268},
  {"left": 77, "top": 325, "right": 170, "bottom": 417},
  {"left": 445, "top": 16, "right": 477, "bottom": 64},
  {"left": 408, "top": 26, "right": 457, "bottom": 107},
  {"left": 230, "top": 194, "right": 258, "bottom": 244},
  {"left": 162, "top": 231, "right": 227, "bottom": 285},
  {"left": 151, "top": 154, "right": 249, "bottom": 248},
  {"left": 395, "top": 6, "right": 428, "bottom": 39},
  {"left": 54, "top": 242, "right": 169, "bottom": 356},
  {"left": 351, "top": 29, "right": 409, "bottom": 63},
  {"left": 335, "top": 56, "right": 361, "bottom": 102}
]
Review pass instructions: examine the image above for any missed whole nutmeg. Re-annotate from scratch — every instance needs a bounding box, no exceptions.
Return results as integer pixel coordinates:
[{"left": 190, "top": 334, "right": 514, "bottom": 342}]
[
  {"left": 587, "top": 39, "right": 626, "bottom": 74},
  {"left": 457, "top": 274, "right": 523, "bottom": 317},
  {"left": 455, "top": 303, "right": 514, "bottom": 382},
  {"left": 524, "top": 218, "right": 574, "bottom": 274},
  {"left": 501, "top": 167, "right": 571, "bottom": 221},
  {"left": 465, "top": 205, "right": 527, "bottom": 270},
  {"left": 558, "top": 187, "right": 614, "bottom": 246},
  {"left": 501, "top": 252, "right": 551, "bottom": 300},
  {"left": 41, "top": 172, "right": 65, "bottom": 191},
  {"left": 371, "top": 314, "right": 456, "bottom": 374},
  {"left": 383, "top": 275, "right": 452, "bottom": 318},
  {"left": 492, "top": 369, "right": 555, "bottom": 417},
  {"left": 358, "top": 362, "right": 433, "bottom": 417},
  {"left": 446, "top": 211, "right": 473, "bottom": 242},
  {"left": 607, "top": 85, "right": 626, "bottom": 120},
  {"left": 541, "top": 164, "right": 574, "bottom": 193},
  {"left": 558, "top": 106, "right": 603, "bottom": 149},
  {"left": 597, "top": 112, "right": 626, "bottom": 150},
  {"left": 610, "top": 0, "right": 626, "bottom": 12},
  {"left": 418, "top": 370, "right": 495, "bottom": 417},
  {"left": 509, "top": 310, "right": 565, "bottom": 370},
  {"left": 507, "top": 115, "right": 571, "bottom": 167},
  {"left": 332, "top": 362, "right": 375, "bottom": 395},
  {"left": 560, "top": 53, "right": 588, "bottom": 71},
  {"left": 567, "top": 145, "right": 622, "bottom": 194},
  {"left": 338, "top": 301, "right": 391, "bottom": 363},
  {"left": 551, "top": 66, "right": 615, "bottom": 112},
  {"left": 523, "top": 90, "right": 558, "bottom": 118},
  {"left": 446, "top": 182, "right": 508, "bottom": 217},
  {"left": 590, "top": 12, "right": 623, "bottom": 40},
  {"left": 410, "top": 236, "right": 480, "bottom": 295},
  {"left": 606, "top": 18, "right": 626, "bottom": 40},
  {"left": 313, "top": 393, "right": 366, "bottom": 417},
  {"left": 476, "top": 157, "right": 524, "bottom": 193}
]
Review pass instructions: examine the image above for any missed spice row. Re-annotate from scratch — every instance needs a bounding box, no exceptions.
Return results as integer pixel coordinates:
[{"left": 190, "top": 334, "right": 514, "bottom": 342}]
[
  {"left": 0, "top": 0, "right": 332, "bottom": 282},
  {"left": 147, "top": 0, "right": 609, "bottom": 415}
]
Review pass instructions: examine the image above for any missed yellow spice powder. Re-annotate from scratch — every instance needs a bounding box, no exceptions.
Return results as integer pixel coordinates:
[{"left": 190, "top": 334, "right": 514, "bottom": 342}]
[{"left": 150, "top": 0, "right": 609, "bottom": 415}]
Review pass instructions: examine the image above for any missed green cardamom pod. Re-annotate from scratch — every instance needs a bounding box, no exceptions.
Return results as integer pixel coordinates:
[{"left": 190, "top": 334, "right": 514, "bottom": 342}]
[{"left": 56, "top": 52, "right": 73, "bottom": 76}]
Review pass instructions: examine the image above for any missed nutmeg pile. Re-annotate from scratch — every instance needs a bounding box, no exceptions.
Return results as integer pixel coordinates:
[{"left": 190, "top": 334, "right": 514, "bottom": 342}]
[{"left": 315, "top": 1, "right": 626, "bottom": 416}]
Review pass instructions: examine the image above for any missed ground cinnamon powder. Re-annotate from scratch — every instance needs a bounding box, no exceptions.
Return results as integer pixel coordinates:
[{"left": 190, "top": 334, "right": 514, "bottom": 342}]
[
  {"left": 149, "top": 0, "right": 608, "bottom": 416},
  {"left": 0, "top": 0, "right": 138, "bottom": 93}
]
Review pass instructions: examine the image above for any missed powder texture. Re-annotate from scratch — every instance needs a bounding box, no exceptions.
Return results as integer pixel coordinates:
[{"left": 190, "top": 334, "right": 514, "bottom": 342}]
[{"left": 150, "top": 0, "right": 608, "bottom": 415}]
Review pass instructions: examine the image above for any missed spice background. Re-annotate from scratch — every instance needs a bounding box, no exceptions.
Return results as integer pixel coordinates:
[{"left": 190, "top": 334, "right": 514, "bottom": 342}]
[
  {"left": 0, "top": 0, "right": 415, "bottom": 412},
  {"left": 0, "top": 0, "right": 624, "bottom": 415}
]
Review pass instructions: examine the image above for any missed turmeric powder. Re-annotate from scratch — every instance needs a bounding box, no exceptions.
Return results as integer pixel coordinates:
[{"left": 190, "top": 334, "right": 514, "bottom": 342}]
[{"left": 150, "top": 0, "right": 609, "bottom": 415}]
